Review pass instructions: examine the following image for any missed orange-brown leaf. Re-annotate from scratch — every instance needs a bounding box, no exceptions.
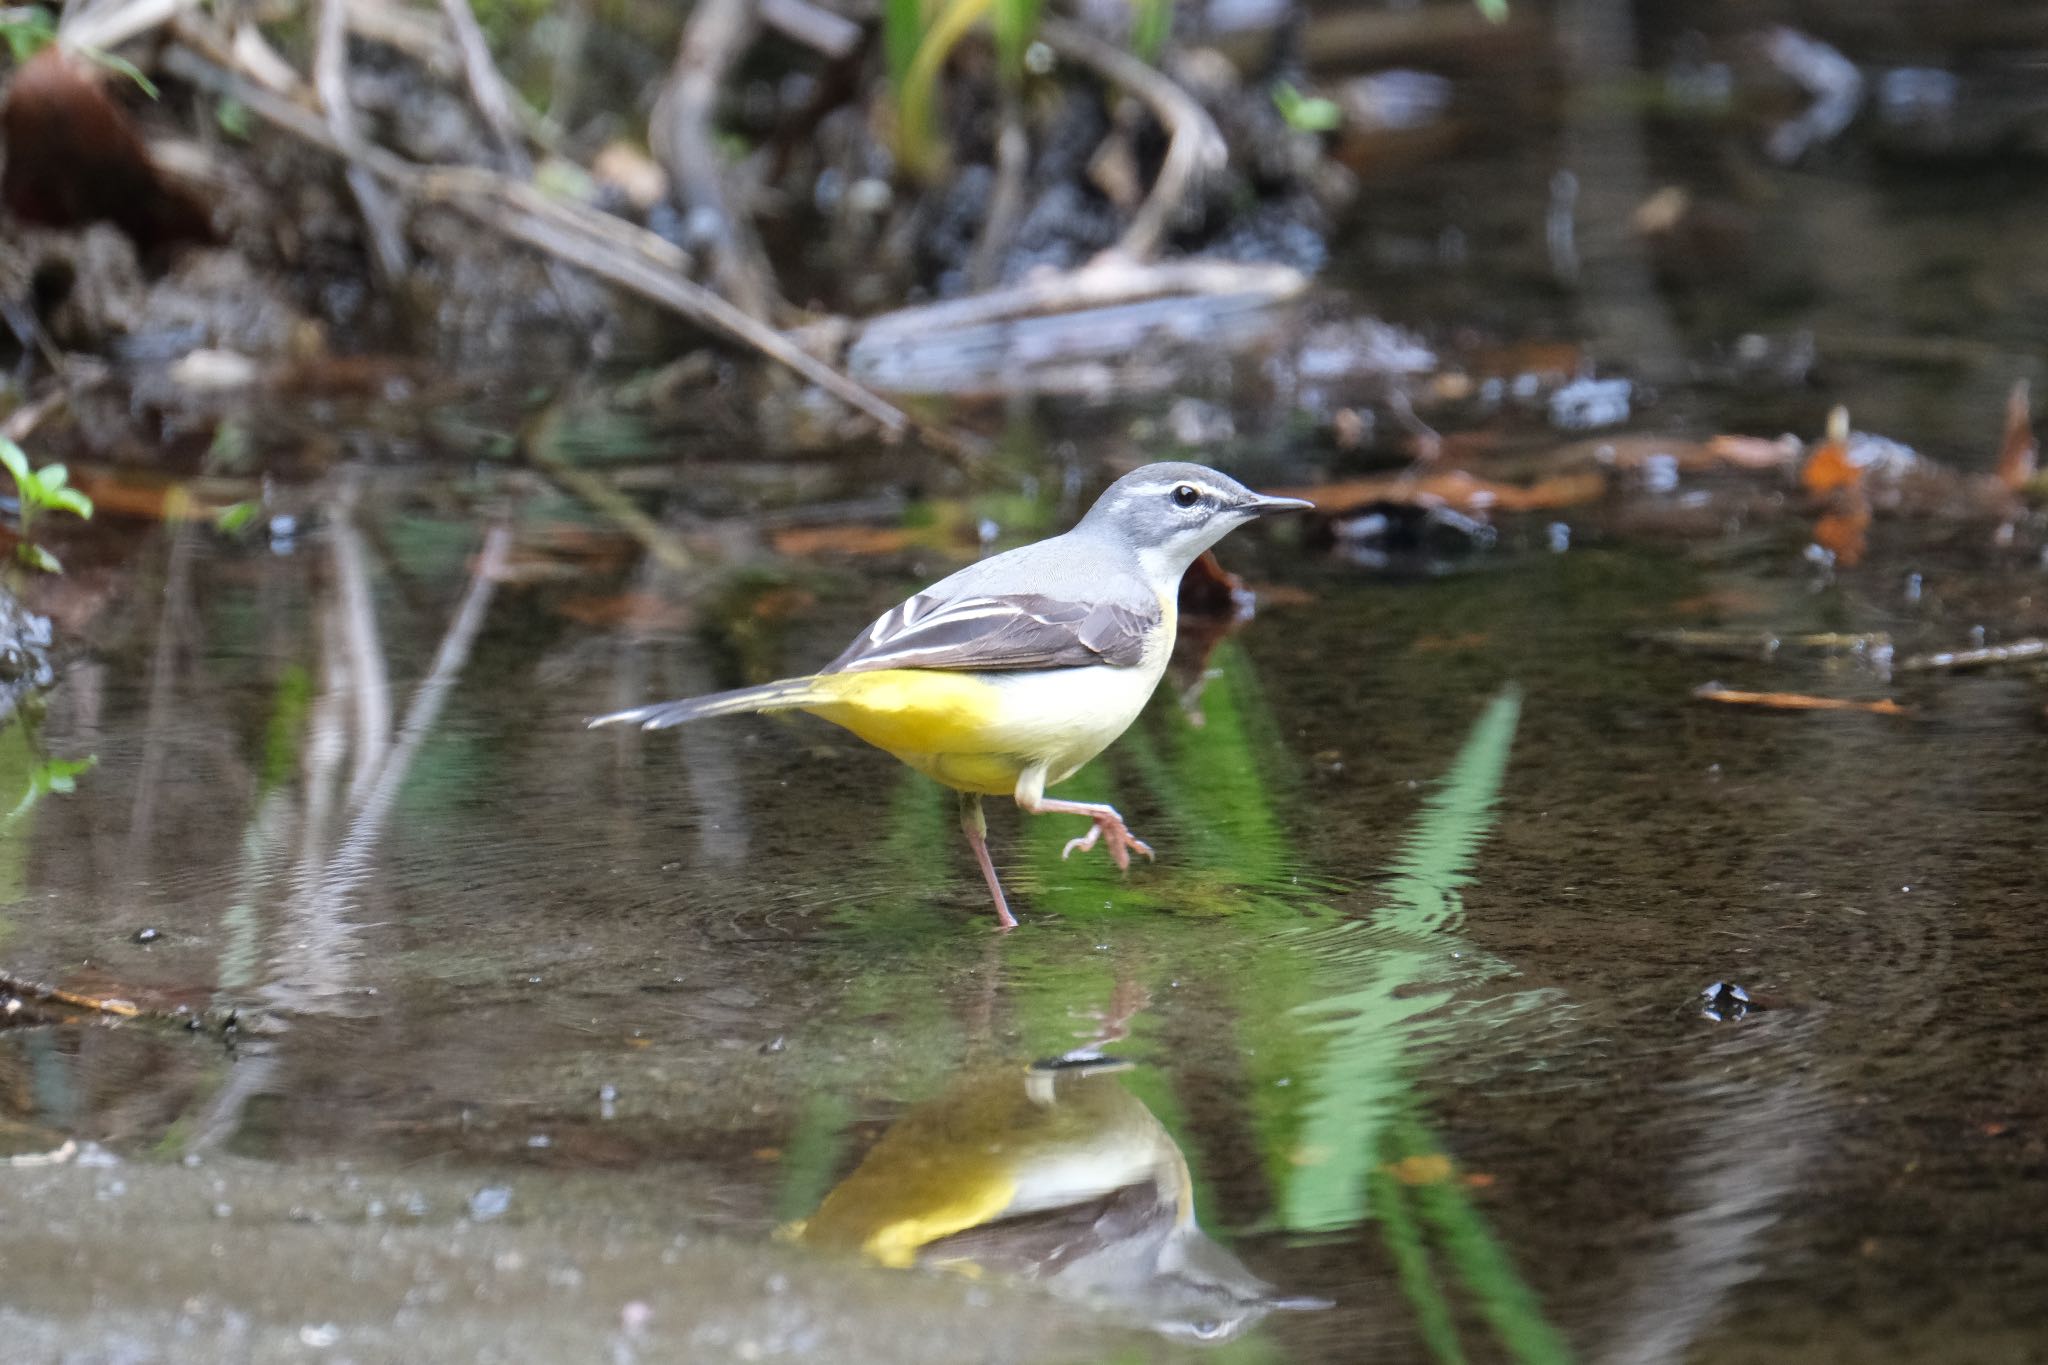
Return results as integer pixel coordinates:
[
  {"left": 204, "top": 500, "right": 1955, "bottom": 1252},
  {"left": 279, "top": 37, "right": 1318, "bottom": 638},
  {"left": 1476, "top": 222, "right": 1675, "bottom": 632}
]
[
  {"left": 1693, "top": 685, "right": 1906, "bottom": 716},
  {"left": 1272, "top": 469, "right": 1607, "bottom": 516},
  {"left": 1802, "top": 405, "right": 1860, "bottom": 495},
  {"left": 1812, "top": 490, "right": 1872, "bottom": 566},
  {"left": 1996, "top": 379, "right": 2037, "bottom": 492},
  {"left": 769, "top": 525, "right": 918, "bottom": 557}
]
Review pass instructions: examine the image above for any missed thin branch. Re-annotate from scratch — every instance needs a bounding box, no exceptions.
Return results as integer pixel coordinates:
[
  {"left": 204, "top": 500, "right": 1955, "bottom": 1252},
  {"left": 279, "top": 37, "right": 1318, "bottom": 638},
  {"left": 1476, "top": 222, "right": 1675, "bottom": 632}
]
[
  {"left": 1039, "top": 18, "right": 1226, "bottom": 262},
  {"left": 650, "top": 0, "right": 780, "bottom": 321},
  {"left": 315, "top": 0, "right": 412, "bottom": 282},
  {"left": 966, "top": 104, "right": 1028, "bottom": 292},
  {"left": 437, "top": 0, "right": 529, "bottom": 172}
]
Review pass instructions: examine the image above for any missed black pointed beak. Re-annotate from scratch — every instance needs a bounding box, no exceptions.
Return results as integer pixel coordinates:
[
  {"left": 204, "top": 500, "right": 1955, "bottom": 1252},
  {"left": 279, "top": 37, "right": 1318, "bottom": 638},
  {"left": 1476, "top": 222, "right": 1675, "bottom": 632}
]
[{"left": 1243, "top": 493, "right": 1315, "bottom": 516}]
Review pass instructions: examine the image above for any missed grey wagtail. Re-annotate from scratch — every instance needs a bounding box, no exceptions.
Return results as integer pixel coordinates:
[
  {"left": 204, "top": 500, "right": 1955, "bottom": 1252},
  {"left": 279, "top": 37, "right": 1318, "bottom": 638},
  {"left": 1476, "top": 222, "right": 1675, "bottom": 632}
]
[{"left": 589, "top": 462, "right": 1311, "bottom": 927}]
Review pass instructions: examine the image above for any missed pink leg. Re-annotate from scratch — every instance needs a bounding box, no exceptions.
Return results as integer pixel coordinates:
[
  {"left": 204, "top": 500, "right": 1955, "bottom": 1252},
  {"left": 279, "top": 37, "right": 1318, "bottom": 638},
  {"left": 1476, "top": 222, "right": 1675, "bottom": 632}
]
[
  {"left": 959, "top": 794, "right": 1017, "bottom": 929},
  {"left": 1018, "top": 794, "right": 1155, "bottom": 873}
]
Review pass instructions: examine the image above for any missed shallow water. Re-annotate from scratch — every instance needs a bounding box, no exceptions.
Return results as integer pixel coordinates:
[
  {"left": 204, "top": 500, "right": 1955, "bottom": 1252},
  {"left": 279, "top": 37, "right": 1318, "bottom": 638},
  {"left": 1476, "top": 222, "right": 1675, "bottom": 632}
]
[
  {"left": 9, "top": 3, "right": 2048, "bottom": 1360},
  {"left": 3, "top": 470, "right": 2044, "bottom": 1363}
]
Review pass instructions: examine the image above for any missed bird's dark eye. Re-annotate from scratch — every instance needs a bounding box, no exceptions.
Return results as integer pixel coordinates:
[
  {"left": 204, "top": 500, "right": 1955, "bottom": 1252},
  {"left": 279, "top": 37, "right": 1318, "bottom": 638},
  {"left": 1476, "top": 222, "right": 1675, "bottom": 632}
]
[{"left": 1171, "top": 484, "right": 1200, "bottom": 508}]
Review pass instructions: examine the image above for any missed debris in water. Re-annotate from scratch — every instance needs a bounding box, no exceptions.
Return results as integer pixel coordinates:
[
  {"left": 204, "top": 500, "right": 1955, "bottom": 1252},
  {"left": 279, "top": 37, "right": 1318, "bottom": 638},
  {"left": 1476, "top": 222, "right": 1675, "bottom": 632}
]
[
  {"left": 1700, "top": 980, "right": 1752, "bottom": 1022},
  {"left": 469, "top": 1185, "right": 514, "bottom": 1222},
  {"left": 1899, "top": 639, "right": 2048, "bottom": 673},
  {"left": 1693, "top": 684, "right": 1906, "bottom": 716},
  {"left": 1995, "top": 379, "right": 2037, "bottom": 493}
]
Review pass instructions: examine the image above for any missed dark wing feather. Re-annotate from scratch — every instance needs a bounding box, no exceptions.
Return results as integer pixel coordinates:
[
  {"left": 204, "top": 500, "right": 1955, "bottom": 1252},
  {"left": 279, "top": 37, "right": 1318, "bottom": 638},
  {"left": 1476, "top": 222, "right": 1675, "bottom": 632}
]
[{"left": 824, "top": 592, "right": 1157, "bottom": 674}]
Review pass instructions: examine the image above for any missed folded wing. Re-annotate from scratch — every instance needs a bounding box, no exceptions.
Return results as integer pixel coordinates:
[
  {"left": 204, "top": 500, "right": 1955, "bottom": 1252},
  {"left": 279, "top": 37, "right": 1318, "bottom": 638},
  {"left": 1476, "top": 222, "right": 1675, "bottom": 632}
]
[{"left": 825, "top": 592, "right": 1158, "bottom": 674}]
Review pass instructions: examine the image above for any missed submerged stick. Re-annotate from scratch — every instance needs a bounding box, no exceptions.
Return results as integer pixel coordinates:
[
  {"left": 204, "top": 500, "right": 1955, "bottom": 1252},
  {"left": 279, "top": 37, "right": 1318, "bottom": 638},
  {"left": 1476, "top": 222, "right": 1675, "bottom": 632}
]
[
  {"left": 1693, "top": 685, "right": 1906, "bottom": 716},
  {"left": 1039, "top": 18, "right": 1226, "bottom": 261},
  {"left": 0, "top": 971, "right": 141, "bottom": 1018},
  {"left": 1899, "top": 639, "right": 2048, "bottom": 673}
]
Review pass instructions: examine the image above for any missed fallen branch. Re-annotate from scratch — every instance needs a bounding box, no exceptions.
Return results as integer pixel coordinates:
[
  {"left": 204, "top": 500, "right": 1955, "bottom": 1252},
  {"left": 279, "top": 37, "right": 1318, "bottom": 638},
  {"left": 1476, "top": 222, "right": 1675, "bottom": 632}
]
[
  {"left": 1040, "top": 18, "right": 1226, "bottom": 262},
  {"left": 1899, "top": 639, "right": 2048, "bottom": 673},
  {"left": 1693, "top": 684, "right": 1906, "bottom": 716},
  {"left": 651, "top": 0, "right": 781, "bottom": 321},
  {"left": 160, "top": 37, "right": 978, "bottom": 461}
]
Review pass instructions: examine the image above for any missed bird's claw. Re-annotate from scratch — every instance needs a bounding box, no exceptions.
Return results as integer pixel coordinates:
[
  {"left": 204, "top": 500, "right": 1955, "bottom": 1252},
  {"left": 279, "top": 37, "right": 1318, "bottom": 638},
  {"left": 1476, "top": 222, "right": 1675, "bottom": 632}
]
[{"left": 1060, "top": 814, "right": 1155, "bottom": 872}]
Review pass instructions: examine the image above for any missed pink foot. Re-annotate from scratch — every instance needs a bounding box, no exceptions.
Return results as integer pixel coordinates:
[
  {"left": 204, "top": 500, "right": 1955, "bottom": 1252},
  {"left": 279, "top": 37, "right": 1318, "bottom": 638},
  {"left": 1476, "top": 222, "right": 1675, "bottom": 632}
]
[{"left": 1061, "top": 813, "right": 1155, "bottom": 872}]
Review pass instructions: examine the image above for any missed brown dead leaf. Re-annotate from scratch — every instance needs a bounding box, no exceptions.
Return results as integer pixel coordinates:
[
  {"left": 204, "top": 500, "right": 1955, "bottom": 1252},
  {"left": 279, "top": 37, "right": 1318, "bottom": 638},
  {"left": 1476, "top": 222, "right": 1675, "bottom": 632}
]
[
  {"left": 1275, "top": 469, "right": 1607, "bottom": 516},
  {"left": 554, "top": 592, "right": 693, "bottom": 633},
  {"left": 1693, "top": 685, "right": 1906, "bottom": 716},
  {"left": 1996, "top": 379, "right": 2037, "bottom": 493},
  {"left": 65, "top": 470, "right": 243, "bottom": 523},
  {"left": 769, "top": 525, "right": 918, "bottom": 557},
  {"left": 1801, "top": 405, "right": 1860, "bottom": 495}
]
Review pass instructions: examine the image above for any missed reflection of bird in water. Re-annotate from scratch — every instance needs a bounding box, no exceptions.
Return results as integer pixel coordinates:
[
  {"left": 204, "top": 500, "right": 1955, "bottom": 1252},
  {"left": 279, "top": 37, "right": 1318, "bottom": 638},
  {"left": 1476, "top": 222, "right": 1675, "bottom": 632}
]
[{"left": 794, "top": 1058, "right": 1330, "bottom": 1343}]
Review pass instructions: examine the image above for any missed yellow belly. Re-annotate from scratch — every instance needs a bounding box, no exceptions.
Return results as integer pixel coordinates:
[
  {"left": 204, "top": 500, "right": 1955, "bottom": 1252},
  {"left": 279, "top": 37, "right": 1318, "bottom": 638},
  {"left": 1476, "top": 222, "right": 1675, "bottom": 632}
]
[{"left": 803, "top": 662, "right": 1162, "bottom": 797}]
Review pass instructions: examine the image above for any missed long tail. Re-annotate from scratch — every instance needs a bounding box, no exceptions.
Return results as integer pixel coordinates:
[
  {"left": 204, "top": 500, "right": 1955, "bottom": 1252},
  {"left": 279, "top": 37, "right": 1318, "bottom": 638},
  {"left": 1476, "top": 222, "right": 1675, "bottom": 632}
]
[{"left": 587, "top": 676, "right": 834, "bottom": 731}]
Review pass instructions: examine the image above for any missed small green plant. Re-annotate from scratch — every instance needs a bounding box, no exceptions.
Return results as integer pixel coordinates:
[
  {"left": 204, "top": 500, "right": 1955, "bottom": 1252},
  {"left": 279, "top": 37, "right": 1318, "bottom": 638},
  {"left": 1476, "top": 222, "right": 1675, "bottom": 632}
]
[
  {"left": 1, "top": 5, "right": 159, "bottom": 95},
  {"left": 1271, "top": 80, "right": 1342, "bottom": 133},
  {"left": 0, "top": 437, "right": 94, "bottom": 574}
]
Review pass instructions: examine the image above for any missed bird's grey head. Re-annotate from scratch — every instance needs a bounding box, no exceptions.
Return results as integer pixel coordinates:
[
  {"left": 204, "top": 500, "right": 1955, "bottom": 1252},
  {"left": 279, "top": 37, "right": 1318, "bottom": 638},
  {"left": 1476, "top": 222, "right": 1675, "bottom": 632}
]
[{"left": 1075, "top": 462, "right": 1313, "bottom": 584}]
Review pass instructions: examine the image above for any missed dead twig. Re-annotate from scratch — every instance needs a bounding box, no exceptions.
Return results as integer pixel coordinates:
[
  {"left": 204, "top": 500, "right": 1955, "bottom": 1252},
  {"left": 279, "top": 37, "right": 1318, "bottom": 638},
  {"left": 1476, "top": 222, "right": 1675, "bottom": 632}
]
[
  {"left": 966, "top": 105, "right": 1029, "bottom": 292},
  {"left": 521, "top": 404, "right": 695, "bottom": 572},
  {"left": 1040, "top": 18, "right": 1226, "bottom": 262},
  {"left": 650, "top": 0, "right": 781, "bottom": 321},
  {"left": 314, "top": 0, "right": 412, "bottom": 282},
  {"left": 437, "top": 0, "right": 530, "bottom": 171},
  {"left": 58, "top": 0, "right": 193, "bottom": 53},
  {"left": 161, "top": 39, "right": 979, "bottom": 461},
  {"left": 0, "top": 971, "right": 141, "bottom": 1018},
  {"left": 1899, "top": 639, "right": 2048, "bottom": 673},
  {"left": 1693, "top": 684, "right": 1906, "bottom": 716},
  {"left": 761, "top": 0, "right": 861, "bottom": 58}
]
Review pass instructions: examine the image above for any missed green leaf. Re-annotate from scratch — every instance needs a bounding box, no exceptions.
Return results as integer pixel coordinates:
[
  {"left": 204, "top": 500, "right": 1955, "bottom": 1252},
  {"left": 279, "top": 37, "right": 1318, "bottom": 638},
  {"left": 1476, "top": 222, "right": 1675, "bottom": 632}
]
[
  {"left": 17, "top": 543, "right": 61, "bottom": 574},
  {"left": 43, "top": 486, "right": 92, "bottom": 520},
  {"left": 0, "top": 438, "right": 30, "bottom": 491},
  {"left": 1272, "top": 81, "right": 1343, "bottom": 134},
  {"left": 216, "top": 96, "right": 253, "bottom": 140},
  {"left": 0, "top": 7, "right": 56, "bottom": 63},
  {"left": 80, "top": 47, "right": 158, "bottom": 99},
  {"left": 215, "top": 500, "right": 264, "bottom": 535},
  {"left": 1475, "top": 0, "right": 1509, "bottom": 22},
  {"left": 35, "top": 461, "right": 67, "bottom": 492},
  {"left": 1130, "top": 0, "right": 1170, "bottom": 64}
]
